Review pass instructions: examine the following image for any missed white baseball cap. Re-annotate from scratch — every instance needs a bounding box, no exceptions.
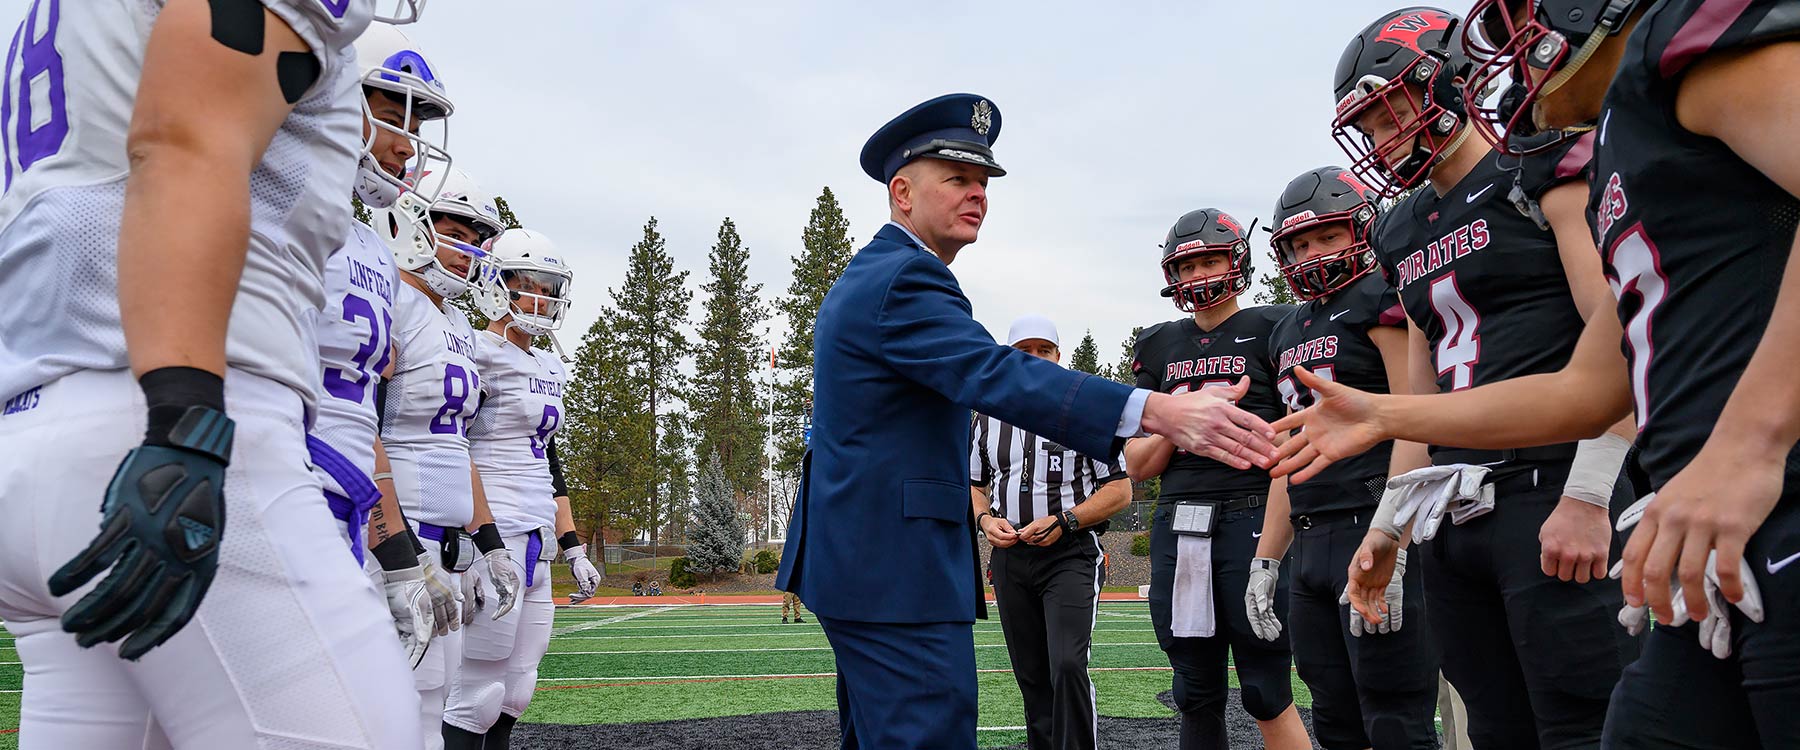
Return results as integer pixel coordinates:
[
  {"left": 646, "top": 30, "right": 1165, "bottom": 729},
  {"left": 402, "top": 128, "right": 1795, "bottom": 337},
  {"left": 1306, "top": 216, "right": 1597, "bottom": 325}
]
[{"left": 1006, "top": 315, "right": 1059, "bottom": 347}]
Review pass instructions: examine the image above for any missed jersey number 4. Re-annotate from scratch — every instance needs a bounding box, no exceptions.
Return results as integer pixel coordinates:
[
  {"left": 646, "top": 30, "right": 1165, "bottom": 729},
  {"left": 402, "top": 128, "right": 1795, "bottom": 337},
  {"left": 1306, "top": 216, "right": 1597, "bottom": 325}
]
[
  {"left": 2, "top": 0, "right": 69, "bottom": 189},
  {"left": 1430, "top": 273, "right": 1481, "bottom": 391}
]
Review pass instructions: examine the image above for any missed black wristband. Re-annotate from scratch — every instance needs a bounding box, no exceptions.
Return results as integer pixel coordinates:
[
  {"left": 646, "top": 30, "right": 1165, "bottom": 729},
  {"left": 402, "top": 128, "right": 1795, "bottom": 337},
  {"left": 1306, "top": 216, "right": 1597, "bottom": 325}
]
[
  {"left": 558, "top": 531, "right": 581, "bottom": 552},
  {"left": 139, "top": 367, "right": 226, "bottom": 447},
  {"left": 371, "top": 532, "right": 419, "bottom": 572},
  {"left": 407, "top": 527, "right": 427, "bottom": 557},
  {"left": 472, "top": 523, "right": 504, "bottom": 554}
]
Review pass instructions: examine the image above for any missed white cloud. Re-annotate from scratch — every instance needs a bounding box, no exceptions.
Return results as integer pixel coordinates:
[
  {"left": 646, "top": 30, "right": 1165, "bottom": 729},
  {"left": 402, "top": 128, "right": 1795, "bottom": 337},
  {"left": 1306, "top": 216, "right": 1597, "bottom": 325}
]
[{"left": 411, "top": 0, "right": 1406, "bottom": 368}]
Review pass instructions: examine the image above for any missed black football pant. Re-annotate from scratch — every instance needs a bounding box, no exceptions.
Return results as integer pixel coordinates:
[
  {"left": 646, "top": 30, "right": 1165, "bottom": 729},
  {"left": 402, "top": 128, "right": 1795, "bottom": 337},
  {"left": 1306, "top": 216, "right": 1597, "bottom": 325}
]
[
  {"left": 1424, "top": 461, "right": 1640, "bottom": 750},
  {"left": 1288, "top": 508, "right": 1440, "bottom": 750},
  {"left": 1148, "top": 502, "right": 1294, "bottom": 750},
  {"left": 1603, "top": 493, "right": 1800, "bottom": 749},
  {"left": 991, "top": 528, "right": 1106, "bottom": 750}
]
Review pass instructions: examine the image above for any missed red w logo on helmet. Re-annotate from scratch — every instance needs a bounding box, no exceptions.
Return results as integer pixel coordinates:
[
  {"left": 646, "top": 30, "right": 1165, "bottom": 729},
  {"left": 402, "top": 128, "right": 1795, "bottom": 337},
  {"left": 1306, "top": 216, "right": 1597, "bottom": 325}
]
[
  {"left": 1214, "top": 212, "right": 1244, "bottom": 236},
  {"left": 1378, "top": 12, "right": 1448, "bottom": 53},
  {"left": 1336, "top": 171, "right": 1373, "bottom": 200}
]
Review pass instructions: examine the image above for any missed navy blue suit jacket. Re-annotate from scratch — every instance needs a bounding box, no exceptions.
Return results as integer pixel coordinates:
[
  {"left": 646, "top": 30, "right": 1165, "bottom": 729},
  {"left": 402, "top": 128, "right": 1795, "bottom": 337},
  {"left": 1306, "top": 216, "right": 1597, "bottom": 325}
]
[{"left": 777, "top": 224, "right": 1133, "bottom": 624}]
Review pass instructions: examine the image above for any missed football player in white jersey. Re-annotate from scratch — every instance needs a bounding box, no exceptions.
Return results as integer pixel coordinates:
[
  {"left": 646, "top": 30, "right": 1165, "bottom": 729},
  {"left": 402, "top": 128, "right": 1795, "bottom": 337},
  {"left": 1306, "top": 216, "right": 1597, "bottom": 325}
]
[
  {"left": 445, "top": 228, "right": 599, "bottom": 747},
  {"left": 312, "top": 22, "right": 462, "bottom": 680},
  {"left": 372, "top": 165, "right": 522, "bottom": 750},
  {"left": 0, "top": 0, "right": 427, "bottom": 747}
]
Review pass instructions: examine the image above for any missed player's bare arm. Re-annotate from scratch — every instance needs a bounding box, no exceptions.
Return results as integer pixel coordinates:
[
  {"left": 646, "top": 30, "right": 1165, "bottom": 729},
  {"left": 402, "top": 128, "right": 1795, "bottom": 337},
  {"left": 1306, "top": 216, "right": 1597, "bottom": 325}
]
[
  {"left": 1540, "top": 180, "right": 1635, "bottom": 584},
  {"left": 1621, "top": 39, "right": 1800, "bottom": 622},
  {"left": 1273, "top": 311, "right": 1633, "bottom": 483},
  {"left": 120, "top": 0, "right": 315, "bottom": 377}
]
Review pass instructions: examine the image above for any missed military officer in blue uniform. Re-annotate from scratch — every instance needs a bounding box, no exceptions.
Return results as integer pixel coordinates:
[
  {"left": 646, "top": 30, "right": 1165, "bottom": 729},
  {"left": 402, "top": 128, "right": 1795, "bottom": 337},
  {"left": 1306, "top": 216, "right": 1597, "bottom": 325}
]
[{"left": 775, "top": 93, "right": 1284, "bottom": 750}]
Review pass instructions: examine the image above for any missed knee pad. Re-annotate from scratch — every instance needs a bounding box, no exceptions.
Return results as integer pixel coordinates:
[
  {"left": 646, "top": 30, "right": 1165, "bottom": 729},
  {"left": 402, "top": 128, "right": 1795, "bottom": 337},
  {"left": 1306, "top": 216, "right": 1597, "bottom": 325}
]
[
  {"left": 1169, "top": 668, "right": 1225, "bottom": 715},
  {"left": 443, "top": 682, "right": 505, "bottom": 733},
  {"left": 1237, "top": 663, "right": 1294, "bottom": 722},
  {"left": 444, "top": 659, "right": 508, "bottom": 732},
  {"left": 502, "top": 667, "right": 539, "bottom": 717}
]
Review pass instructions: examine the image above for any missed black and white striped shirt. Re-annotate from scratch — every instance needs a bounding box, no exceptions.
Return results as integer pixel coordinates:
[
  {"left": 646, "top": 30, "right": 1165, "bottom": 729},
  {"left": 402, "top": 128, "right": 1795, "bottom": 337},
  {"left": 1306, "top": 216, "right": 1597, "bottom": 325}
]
[{"left": 969, "top": 413, "right": 1129, "bottom": 526}]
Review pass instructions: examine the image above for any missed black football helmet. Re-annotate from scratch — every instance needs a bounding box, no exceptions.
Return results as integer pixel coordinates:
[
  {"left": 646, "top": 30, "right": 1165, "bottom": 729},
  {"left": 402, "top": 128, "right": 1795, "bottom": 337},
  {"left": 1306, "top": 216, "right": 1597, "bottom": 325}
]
[
  {"left": 1331, "top": 7, "right": 1472, "bottom": 197},
  {"left": 1463, "top": 0, "right": 1643, "bottom": 154},
  {"left": 1160, "top": 208, "right": 1253, "bottom": 313},
  {"left": 1270, "top": 167, "right": 1382, "bottom": 301}
]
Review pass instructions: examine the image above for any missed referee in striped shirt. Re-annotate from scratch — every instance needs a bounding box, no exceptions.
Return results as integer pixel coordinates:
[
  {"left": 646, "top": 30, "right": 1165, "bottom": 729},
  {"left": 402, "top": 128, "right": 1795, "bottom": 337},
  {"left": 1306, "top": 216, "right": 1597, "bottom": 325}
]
[{"left": 971, "top": 315, "right": 1132, "bottom": 750}]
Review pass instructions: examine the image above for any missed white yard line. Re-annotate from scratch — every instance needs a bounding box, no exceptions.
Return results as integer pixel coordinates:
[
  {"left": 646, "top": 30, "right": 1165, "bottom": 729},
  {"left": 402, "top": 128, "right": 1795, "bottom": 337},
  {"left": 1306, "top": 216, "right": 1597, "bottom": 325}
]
[
  {"left": 549, "top": 627, "right": 1151, "bottom": 641},
  {"left": 545, "top": 643, "right": 1162, "bottom": 657},
  {"left": 551, "top": 605, "right": 685, "bottom": 636},
  {"left": 534, "top": 666, "right": 1176, "bottom": 683}
]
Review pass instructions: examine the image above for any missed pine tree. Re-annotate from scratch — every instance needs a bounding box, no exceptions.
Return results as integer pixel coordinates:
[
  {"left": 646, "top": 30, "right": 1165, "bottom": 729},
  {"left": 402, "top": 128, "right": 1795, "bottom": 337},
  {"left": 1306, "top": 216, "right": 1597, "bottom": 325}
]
[
  {"left": 561, "top": 310, "right": 656, "bottom": 547},
  {"left": 692, "top": 218, "right": 770, "bottom": 507},
  {"left": 659, "top": 413, "right": 693, "bottom": 542},
  {"left": 1106, "top": 326, "right": 1144, "bottom": 385},
  {"left": 493, "top": 196, "right": 523, "bottom": 232},
  {"left": 1254, "top": 270, "right": 1298, "bottom": 306},
  {"left": 772, "top": 188, "right": 856, "bottom": 478},
  {"left": 687, "top": 451, "right": 746, "bottom": 579},
  {"left": 610, "top": 217, "right": 692, "bottom": 552},
  {"left": 351, "top": 194, "right": 372, "bottom": 225},
  {"left": 1070, "top": 331, "right": 1100, "bottom": 374}
]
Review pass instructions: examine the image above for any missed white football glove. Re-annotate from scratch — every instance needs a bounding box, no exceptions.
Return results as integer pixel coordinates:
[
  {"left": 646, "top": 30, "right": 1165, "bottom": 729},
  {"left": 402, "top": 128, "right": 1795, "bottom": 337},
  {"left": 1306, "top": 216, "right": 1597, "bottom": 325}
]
[
  {"left": 1612, "top": 493, "right": 1766, "bottom": 658},
  {"left": 378, "top": 563, "right": 435, "bottom": 668},
  {"left": 419, "top": 551, "right": 460, "bottom": 636},
  {"left": 566, "top": 544, "right": 602, "bottom": 599},
  {"left": 460, "top": 562, "right": 485, "bottom": 626},
  {"left": 1245, "top": 558, "right": 1283, "bottom": 642},
  {"left": 1343, "top": 548, "right": 1407, "bottom": 637},
  {"left": 480, "top": 548, "right": 521, "bottom": 620}
]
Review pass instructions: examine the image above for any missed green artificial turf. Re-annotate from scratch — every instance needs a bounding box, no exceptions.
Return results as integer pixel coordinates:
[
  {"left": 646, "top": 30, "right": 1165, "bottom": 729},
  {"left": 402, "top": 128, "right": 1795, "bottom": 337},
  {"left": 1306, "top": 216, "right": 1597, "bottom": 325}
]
[{"left": 0, "top": 601, "right": 1317, "bottom": 750}]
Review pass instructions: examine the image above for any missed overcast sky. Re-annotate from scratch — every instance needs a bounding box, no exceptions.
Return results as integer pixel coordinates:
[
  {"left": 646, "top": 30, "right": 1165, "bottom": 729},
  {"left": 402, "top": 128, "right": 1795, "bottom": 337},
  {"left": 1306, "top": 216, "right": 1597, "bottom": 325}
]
[{"left": 411, "top": 1, "right": 1412, "bottom": 371}]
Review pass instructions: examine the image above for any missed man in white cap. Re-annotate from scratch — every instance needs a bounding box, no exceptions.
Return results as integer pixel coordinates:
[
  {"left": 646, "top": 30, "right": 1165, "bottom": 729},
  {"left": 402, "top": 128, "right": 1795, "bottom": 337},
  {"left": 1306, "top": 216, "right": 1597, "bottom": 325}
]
[{"left": 970, "top": 315, "right": 1133, "bottom": 750}]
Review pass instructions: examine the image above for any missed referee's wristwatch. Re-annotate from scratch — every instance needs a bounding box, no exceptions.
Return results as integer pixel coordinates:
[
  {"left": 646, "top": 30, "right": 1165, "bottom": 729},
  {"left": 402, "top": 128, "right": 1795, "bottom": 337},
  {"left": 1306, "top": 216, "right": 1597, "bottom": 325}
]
[{"left": 1059, "top": 510, "right": 1080, "bottom": 534}]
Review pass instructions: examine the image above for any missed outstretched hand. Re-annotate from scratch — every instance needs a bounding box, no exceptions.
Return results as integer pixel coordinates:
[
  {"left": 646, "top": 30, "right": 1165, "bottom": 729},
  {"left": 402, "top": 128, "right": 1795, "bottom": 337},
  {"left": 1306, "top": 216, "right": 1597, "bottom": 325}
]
[
  {"left": 1270, "top": 367, "right": 1389, "bottom": 483},
  {"left": 1141, "top": 378, "right": 1278, "bottom": 470}
]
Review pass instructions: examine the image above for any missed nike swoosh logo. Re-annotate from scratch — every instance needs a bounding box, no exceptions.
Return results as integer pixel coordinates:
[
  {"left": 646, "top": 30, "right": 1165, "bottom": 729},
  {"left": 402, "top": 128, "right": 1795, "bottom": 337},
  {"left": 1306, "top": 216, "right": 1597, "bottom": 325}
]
[
  {"left": 1768, "top": 551, "right": 1800, "bottom": 575},
  {"left": 1235, "top": 336, "right": 1257, "bottom": 343},
  {"left": 1466, "top": 184, "right": 1495, "bottom": 203},
  {"left": 1330, "top": 310, "right": 1351, "bottom": 321},
  {"left": 1252, "top": 531, "right": 1263, "bottom": 538}
]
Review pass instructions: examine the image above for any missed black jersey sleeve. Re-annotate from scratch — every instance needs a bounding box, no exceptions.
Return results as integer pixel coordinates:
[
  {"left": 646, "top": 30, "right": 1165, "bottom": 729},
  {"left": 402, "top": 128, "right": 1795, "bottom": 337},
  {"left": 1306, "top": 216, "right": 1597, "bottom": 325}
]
[
  {"left": 1131, "top": 323, "right": 1168, "bottom": 392},
  {"left": 547, "top": 438, "right": 569, "bottom": 497},
  {"left": 1647, "top": 0, "right": 1800, "bottom": 81},
  {"left": 1342, "top": 274, "right": 1408, "bottom": 333},
  {"left": 1513, "top": 130, "right": 1596, "bottom": 204}
]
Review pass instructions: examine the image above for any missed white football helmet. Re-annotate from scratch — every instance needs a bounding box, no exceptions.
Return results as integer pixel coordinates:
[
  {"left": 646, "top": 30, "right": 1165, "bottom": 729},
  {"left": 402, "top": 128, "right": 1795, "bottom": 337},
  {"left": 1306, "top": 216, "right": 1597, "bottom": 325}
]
[
  {"left": 478, "top": 229, "right": 575, "bottom": 336},
  {"left": 430, "top": 167, "right": 507, "bottom": 243},
  {"left": 372, "top": 0, "right": 428, "bottom": 25},
  {"left": 375, "top": 191, "right": 489, "bottom": 299},
  {"left": 354, "top": 24, "right": 454, "bottom": 208}
]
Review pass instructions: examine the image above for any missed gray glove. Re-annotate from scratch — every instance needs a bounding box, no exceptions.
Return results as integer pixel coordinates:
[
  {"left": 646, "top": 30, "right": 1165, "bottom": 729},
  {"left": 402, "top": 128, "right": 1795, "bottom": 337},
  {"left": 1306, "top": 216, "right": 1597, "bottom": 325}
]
[
  {"left": 1613, "top": 494, "right": 1765, "bottom": 658},
  {"left": 459, "top": 561, "right": 485, "bottom": 626},
  {"left": 418, "top": 551, "right": 460, "bottom": 636},
  {"left": 1343, "top": 548, "right": 1407, "bottom": 637},
  {"left": 566, "top": 544, "right": 602, "bottom": 599},
  {"left": 1245, "top": 558, "right": 1283, "bottom": 642},
  {"left": 379, "top": 562, "right": 434, "bottom": 668},
  {"left": 480, "top": 548, "right": 521, "bottom": 620}
]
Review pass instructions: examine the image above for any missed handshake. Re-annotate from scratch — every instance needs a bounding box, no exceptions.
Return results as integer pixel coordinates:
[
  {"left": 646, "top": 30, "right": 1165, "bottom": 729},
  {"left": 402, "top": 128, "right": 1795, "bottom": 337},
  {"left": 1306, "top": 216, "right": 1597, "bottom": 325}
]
[{"left": 1139, "top": 377, "right": 1280, "bottom": 470}]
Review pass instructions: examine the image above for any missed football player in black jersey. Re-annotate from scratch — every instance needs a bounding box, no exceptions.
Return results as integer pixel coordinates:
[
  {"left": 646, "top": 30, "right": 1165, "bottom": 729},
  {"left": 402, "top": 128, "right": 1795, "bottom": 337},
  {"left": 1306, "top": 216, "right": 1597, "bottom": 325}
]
[
  {"left": 1281, "top": 7, "right": 1641, "bottom": 749},
  {"left": 1276, "top": 1, "right": 1800, "bottom": 745},
  {"left": 1249, "top": 167, "right": 1440, "bottom": 750},
  {"left": 1125, "top": 208, "right": 1309, "bottom": 750}
]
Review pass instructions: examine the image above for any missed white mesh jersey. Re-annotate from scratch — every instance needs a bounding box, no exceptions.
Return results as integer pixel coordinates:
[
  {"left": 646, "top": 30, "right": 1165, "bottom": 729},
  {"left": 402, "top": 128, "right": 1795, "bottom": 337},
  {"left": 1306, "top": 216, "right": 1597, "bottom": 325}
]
[
  {"left": 380, "top": 281, "right": 481, "bottom": 528},
  {"left": 467, "top": 330, "right": 567, "bottom": 534},
  {"left": 309, "top": 221, "right": 397, "bottom": 491},
  {"left": 0, "top": 0, "right": 372, "bottom": 408}
]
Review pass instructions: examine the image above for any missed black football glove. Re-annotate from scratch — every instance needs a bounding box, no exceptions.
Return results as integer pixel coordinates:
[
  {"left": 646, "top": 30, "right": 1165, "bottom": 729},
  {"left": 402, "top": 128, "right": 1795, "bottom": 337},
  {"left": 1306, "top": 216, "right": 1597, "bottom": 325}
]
[{"left": 48, "top": 367, "right": 234, "bottom": 661}]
